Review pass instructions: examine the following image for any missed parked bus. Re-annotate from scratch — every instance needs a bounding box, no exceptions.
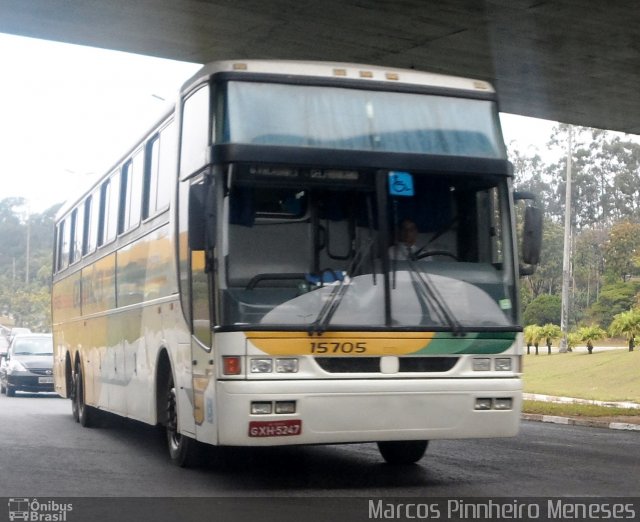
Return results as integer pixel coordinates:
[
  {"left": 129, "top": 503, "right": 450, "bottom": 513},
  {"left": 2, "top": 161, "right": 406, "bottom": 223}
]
[{"left": 52, "top": 60, "right": 542, "bottom": 466}]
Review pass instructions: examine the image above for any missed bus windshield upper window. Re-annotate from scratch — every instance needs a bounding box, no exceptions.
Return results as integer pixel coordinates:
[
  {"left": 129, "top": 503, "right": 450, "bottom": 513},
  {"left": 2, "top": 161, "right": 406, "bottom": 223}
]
[{"left": 223, "top": 81, "right": 505, "bottom": 159}]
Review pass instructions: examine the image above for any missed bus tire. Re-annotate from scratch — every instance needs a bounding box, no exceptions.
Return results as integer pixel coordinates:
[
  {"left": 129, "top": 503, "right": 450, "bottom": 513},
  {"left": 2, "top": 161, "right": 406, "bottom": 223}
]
[
  {"left": 377, "top": 440, "right": 429, "bottom": 465},
  {"left": 74, "top": 362, "right": 96, "bottom": 428},
  {"left": 165, "top": 373, "right": 201, "bottom": 467},
  {"left": 7, "top": 385, "right": 16, "bottom": 397},
  {"left": 70, "top": 370, "right": 79, "bottom": 422}
]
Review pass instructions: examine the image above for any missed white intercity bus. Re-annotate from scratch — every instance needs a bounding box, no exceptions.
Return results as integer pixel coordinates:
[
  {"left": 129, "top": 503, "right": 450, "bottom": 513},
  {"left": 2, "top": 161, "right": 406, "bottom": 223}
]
[{"left": 52, "top": 60, "right": 542, "bottom": 466}]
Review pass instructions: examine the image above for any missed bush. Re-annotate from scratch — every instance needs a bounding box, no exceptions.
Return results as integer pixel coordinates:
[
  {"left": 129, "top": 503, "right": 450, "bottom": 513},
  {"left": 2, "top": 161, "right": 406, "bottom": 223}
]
[{"left": 523, "top": 294, "right": 561, "bottom": 326}]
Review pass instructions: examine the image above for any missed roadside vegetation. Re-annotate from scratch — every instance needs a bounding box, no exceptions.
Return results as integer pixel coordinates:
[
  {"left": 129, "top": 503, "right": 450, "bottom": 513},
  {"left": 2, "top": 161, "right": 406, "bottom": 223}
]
[
  {"left": 523, "top": 349, "right": 640, "bottom": 402},
  {"left": 523, "top": 400, "right": 640, "bottom": 419},
  {"left": 513, "top": 125, "right": 640, "bottom": 344},
  {"left": 522, "top": 349, "right": 640, "bottom": 419},
  {"left": 0, "top": 198, "right": 58, "bottom": 331}
]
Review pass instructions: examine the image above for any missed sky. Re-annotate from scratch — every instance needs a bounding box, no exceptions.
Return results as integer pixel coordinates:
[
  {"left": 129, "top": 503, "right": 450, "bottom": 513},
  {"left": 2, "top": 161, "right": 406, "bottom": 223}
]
[{"left": 0, "top": 33, "right": 558, "bottom": 214}]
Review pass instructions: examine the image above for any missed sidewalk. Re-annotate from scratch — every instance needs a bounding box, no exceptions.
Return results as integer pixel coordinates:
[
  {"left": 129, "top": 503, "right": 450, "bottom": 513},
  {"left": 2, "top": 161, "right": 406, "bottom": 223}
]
[{"left": 522, "top": 393, "right": 640, "bottom": 432}]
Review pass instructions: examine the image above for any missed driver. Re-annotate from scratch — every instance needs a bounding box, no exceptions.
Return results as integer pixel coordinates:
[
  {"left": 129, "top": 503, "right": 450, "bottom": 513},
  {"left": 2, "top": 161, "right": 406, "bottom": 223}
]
[{"left": 390, "top": 219, "right": 424, "bottom": 261}]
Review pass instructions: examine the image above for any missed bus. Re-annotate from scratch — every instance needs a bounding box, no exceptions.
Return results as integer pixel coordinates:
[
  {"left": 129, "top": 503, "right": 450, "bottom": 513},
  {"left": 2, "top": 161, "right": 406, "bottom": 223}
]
[{"left": 52, "top": 60, "right": 542, "bottom": 467}]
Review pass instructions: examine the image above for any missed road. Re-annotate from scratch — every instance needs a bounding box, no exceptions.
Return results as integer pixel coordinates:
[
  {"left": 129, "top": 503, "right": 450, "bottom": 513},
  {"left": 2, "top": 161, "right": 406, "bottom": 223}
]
[{"left": 1, "top": 392, "right": 639, "bottom": 500}]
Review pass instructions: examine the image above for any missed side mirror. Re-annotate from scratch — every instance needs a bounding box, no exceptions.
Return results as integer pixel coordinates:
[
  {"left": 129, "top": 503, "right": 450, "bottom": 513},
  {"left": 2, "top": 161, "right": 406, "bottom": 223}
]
[
  {"left": 522, "top": 206, "right": 543, "bottom": 265},
  {"left": 514, "top": 191, "right": 543, "bottom": 276}
]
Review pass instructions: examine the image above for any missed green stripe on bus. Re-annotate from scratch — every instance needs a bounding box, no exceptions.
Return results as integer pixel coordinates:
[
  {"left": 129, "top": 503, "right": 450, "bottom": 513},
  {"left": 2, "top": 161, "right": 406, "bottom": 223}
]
[{"left": 414, "top": 332, "right": 517, "bottom": 355}]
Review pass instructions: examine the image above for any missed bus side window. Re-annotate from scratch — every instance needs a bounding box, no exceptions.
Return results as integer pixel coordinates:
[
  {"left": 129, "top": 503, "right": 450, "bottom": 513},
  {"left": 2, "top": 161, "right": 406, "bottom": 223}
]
[
  {"left": 100, "top": 173, "right": 120, "bottom": 246},
  {"left": 180, "top": 86, "right": 210, "bottom": 179},
  {"left": 84, "top": 190, "right": 100, "bottom": 255},
  {"left": 144, "top": 120, "right": 176, "bottom": 219},
  {"left": 69, "top": 206, "right": 83, "bottom": 264},
  {"left": 56, "top": 218, "right": 70, "bottom": 272},
  {"left": 120, "top": 151, "right": 144, "bottom": 233}
]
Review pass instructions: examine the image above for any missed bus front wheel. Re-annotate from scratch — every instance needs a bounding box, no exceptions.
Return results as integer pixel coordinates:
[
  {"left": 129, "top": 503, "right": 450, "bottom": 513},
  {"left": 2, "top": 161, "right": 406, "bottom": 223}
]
[
  {"left": 377, "top": 440, "right": 429, "bottom": 465},
  {"left": 165, "top": 374, "right": 201, "bottom": 467}
]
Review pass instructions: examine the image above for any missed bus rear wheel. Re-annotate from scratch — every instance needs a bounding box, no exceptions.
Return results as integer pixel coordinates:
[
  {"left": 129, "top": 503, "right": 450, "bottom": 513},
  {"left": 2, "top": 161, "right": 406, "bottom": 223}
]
[
  {"left": 377, "top": 440, "right": 429, "bottom": 464},
  {"left": 74, "top": 362, "right": 97, "bottom": 427},
  {"left": 165, "top": 374, "right": 201, "bottom": 467}
]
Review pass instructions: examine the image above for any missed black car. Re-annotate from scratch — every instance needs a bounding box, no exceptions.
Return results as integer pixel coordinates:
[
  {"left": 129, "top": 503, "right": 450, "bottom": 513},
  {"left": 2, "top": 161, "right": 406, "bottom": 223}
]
[{"left": 0, "top": 333, "right": 54, "bottom": 397}]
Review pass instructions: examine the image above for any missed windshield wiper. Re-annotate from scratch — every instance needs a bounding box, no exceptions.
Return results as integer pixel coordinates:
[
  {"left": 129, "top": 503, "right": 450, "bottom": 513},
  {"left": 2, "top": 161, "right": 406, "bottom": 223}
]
[
  {"left": 405, "top": 257, "right": 465, "bottom": 335},
  {"left": 308, "top": 237, "right": 376, "bottom": 335}
]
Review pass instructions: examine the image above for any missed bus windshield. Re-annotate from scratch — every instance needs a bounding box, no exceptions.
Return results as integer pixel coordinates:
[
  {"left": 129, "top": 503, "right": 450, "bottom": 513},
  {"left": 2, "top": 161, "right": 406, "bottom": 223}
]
[
  {"left": 220, "top": 169, "right": 517, "bottom": 331},
  {"left": 222, "top": 81, "right": 505, "bottom": 159}
]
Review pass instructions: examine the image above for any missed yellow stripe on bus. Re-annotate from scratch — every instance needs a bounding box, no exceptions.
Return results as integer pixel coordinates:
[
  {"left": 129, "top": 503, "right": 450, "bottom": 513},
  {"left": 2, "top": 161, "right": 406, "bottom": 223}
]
[{"left": 245, "top": 331, "right": 435, "bottom": 356}]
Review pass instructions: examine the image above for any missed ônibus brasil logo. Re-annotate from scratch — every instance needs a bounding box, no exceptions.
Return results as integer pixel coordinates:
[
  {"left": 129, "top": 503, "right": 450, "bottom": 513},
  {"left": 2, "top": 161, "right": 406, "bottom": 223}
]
[{"left": 8, "top": 498, "right": 73, "bottom": 522}]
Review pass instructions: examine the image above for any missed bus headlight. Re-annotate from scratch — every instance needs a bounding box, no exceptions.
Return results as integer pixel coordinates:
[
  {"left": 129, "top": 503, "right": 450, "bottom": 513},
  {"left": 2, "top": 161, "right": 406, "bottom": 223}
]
[
  {"left": 495, "top": 358, "right": 512, "bottom": 371},
  {"left": 275, "top": 358, "right": 298, "bottom": 373},
  {"left": 472, "top": 358, "right": 491, "bottom": 371},
  {"left": 475, "top": 398, "right": 493, "bottom": 410},
  {"left": 275, "top": 401, "right": 296, "bottom": 414},
  {"left": 250, "top": 358, "right": 273, "bottom": 373},
  {"left": 493, "top": 398, "right": 513, "bottom": 410},
  {"left": 251, "top": 402, "right": 273, "bottom": 414}
]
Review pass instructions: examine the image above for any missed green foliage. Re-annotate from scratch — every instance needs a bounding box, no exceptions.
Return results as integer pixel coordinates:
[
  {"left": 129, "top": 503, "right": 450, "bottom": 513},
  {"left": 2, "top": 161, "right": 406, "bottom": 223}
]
[
  {"left": 0, "top": 198, "right": 57, "bottom": 331},
  {"left": 603, "top": 221, "right": 640, "bottom": 283},
  {"left": 523, "top": 400, "right": 640, "bottom": 418},
  {"left": 576, "top": 324, "right": 607, "bottom": 342},
  {"left": 523, "top": 324, "right": 543, "bottom": 345},
  {"left": 576, "top": 325, "right": 607, "bottom": 353},
  {"left": 522, "top": 220, "right": 563, "bottom": 298},
  {"left": 609, "top": 309, "right": 640, "bottom": 350},
  {"left": 588, "top": 282, "right": 640, "bottom": 329},
  {"left": 523, "top": 294, "right": 561, "bottom": 326},
  {"left": 511, "top": 125, "right": 640, "bottom": 332},
  {"left": 566, "top": 331, "right": 581, "bottom": 351},
  {"left": 539, "top": 323, "right": 561, "bottom": 345}
]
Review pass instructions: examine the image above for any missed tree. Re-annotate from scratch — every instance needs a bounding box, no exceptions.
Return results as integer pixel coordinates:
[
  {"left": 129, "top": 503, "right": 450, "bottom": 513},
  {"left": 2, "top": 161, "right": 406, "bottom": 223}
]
[
  {"left": 588, "top": 282, "right": 640, "bottom": 329},
  {"left": 566, "top": 331, "right": 581, "bottom": 352},
  {"left": 576, "top": 325, "right": 607, "bottom": 354},
  {"left": 539, "top": 323, "right": 561, "bottom": 355},
  {"left": 523, "top": 325, "right": 544, "bottom": 355},
  {"left": 523, "top": 294, "right": 561, "bottom": 326},
  {"left": 609, "top": 309, "right": 640, "bottom": 352},
  {"left": 523, "top": 220, "right": 564, "bottom": 298},
  {"left": 0, "top": 199, "right": 58, "bottom": 330},
  {"left": 573, "top": 227, "right": 608, "bottom": 313},
  {"left": 603, "top": 221, "right": 640, "bottom": 283}
]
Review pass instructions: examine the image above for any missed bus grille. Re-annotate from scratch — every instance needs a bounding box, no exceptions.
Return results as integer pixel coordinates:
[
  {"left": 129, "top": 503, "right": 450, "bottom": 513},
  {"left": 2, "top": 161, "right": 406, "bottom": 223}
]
[{"left": 314, "top": 357, "right": 458, "bottom": 373}]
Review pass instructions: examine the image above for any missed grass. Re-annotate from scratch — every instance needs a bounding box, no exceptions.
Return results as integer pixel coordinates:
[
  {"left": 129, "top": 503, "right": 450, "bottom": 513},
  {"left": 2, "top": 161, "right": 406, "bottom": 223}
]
[
  {"left": 523, "top": 400, "right": 640, "bottom": 418},
  {"left": 523, "top": 349, "right": 640, "bottom": 403}
]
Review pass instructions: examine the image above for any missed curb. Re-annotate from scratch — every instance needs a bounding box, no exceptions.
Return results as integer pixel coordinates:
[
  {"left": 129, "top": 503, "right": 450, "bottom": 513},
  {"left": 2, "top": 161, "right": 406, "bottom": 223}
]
[{"left": 521, "top": 413, "right": 640, "bottom": 431}]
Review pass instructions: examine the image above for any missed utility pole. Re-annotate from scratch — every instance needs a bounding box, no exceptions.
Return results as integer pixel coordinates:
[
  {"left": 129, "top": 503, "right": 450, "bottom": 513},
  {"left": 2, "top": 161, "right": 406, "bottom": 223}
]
[
  {"left": 25, "top": 211, "right": 31, "bottom": 285},
  {"left": 559, "top": 125, "right": 573, "bottom": 353}
]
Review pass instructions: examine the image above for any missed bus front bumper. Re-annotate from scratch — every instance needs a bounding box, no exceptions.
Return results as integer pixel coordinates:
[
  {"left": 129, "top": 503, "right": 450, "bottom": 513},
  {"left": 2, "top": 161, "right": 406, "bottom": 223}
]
[{"left": 209, "top": 377, "right": 522, "bottom": 446}]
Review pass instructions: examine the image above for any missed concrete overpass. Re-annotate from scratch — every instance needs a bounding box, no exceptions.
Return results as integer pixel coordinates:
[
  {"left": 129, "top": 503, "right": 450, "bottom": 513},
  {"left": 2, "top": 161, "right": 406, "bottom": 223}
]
[{"left": 0, "top": 0, "right": 638, "bottom": 134}]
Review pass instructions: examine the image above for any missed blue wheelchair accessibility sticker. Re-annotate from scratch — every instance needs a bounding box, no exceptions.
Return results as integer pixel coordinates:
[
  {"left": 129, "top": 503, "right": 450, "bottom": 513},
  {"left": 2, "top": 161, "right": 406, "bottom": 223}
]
[{"left": 388, "top": 171, "right": 414, "bottom": 197}]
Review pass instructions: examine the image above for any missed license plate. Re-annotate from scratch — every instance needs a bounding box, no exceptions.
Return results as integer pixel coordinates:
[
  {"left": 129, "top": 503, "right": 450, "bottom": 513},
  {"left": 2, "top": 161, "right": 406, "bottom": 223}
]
[
  {"left": 38, "top": 377, "right": 54, "bottom": 384},
  {"left": 248, "top": 419, "right": 302, "bottom": 437}
]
